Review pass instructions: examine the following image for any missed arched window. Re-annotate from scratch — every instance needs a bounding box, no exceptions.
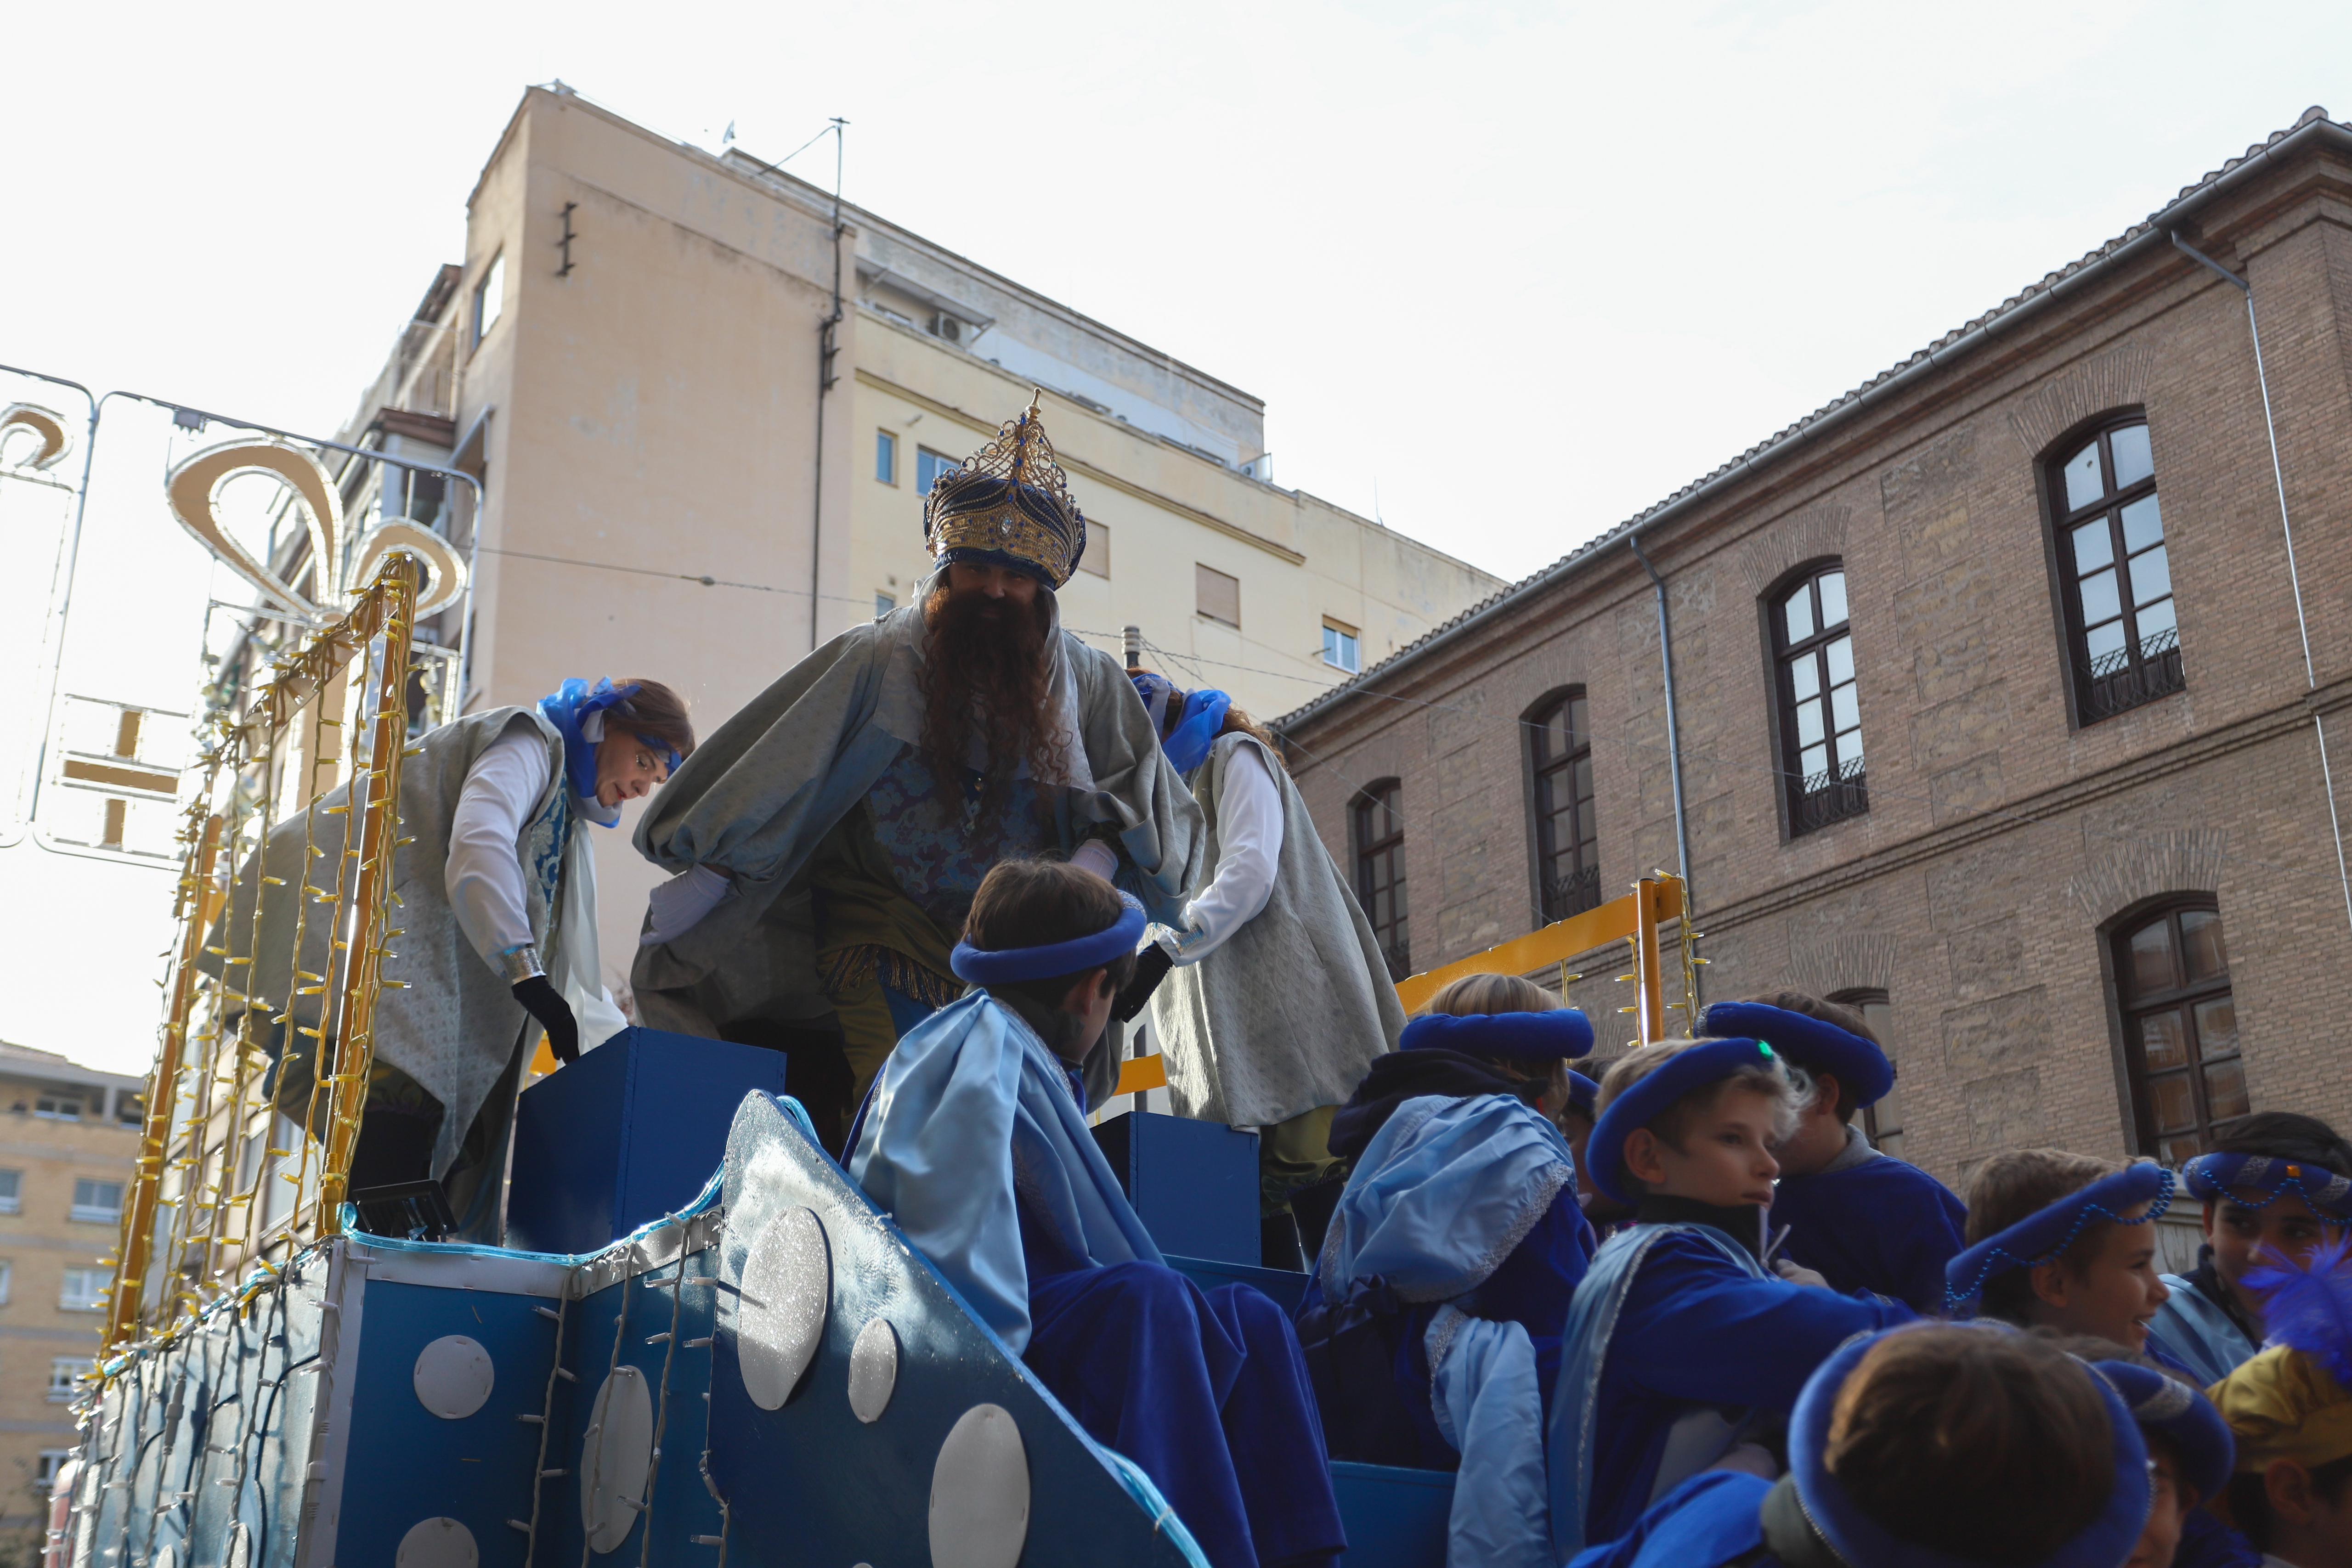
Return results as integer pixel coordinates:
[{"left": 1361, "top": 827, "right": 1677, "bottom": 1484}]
[
  {"left": 1352, "top": 779, "right": 1410, "bottom": 981},
  {"left": 2048, "top": 416, "right": 2182, "bottom": 722},
  {"left": 1527, "top": 689, "right": 1600, "bottom": 921},
  {"left": 1771, "top": 563, "right": 1867, "bottom": 834},
  {"left": 2112, "top": 900, "right": 2241, "bottom": 1163},
  {"left": 1828, "top": 989, "right": 1903, "bottom": 1159}
]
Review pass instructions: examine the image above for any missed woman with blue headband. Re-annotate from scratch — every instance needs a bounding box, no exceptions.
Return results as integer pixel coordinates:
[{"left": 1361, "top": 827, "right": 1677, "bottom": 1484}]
[
  {"left": 1123, "top": 668, "right": 1403, "bottom": 1266},
  {"left": 207, "top": 676, "right": 693, "bottom": 1241}
]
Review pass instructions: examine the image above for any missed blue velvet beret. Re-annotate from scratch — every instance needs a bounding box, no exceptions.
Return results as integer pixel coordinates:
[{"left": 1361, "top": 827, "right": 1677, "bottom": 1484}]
[
  {"left": 1584, "top": 1037, "right": 1780, "bottom": 1205},
  {"left": 1944, "top": 1163, "right": 2175, "bottom": 1311},
  {"left": 2091, "top": 1358, "right": 2234, "bottom": 1501},
  {"left": 2182, "top": 1151, "right": 2352, "bottom": 1222},
  {"left": 1789, "top": 1325, "right": 2152, "bottom": 1568},
  {"left": 1400, "top": 1009, "right": 1595, "bottom": 1062},
  {"left": 1566, "top": 1071, "right": 1600, "bottom": 1119},
  {"left": 950, "top": 895, "right": 1146, "bottom": 985},
  {"left": 1700, "top": 999, "right": 1894, "bottom": 1110}
]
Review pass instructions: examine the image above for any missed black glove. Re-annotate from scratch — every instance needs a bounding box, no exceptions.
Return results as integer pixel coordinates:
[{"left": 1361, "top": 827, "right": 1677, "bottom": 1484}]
[
  {"left": 1113, "top": 944, "right": 1175, "bottom": 1024},
  {"left": 513, "top": 976, "right": 579, "bottom": 1065}
]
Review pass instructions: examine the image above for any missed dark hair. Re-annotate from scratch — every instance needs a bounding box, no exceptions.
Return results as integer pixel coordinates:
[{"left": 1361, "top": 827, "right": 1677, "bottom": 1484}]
[
  {"left": 962, "top": 858, "right": 1138, "bottom": 1009},
  {"left": 2227, "top": 1452, "right": 2352, "bottom": 1550},
  {"left": 2213, "top": 1111, "right": 2352, "bottom": 1174},
  {"left": 1964, "top": 1149, "right": 2124, "bottom": 1324},
  {"left": 1827, "top": 1327, "right": 2115, "bottom": 1560},
  {"left": 611, "top": 677, "right": 697, "bottom": 760},
  {"left": 1741, "top": 989, "right": 1875, "bottom": 1122}
]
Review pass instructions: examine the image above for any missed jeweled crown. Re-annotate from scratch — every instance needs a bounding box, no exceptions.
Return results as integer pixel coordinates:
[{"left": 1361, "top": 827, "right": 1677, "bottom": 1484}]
[{"left": 922, "top": 395, "right": 1089, "bottom": 589}]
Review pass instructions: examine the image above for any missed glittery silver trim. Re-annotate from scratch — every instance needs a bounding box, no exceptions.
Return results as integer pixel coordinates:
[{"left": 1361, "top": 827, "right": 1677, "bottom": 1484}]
[{"left": 498, "top": 944, "right": 545, "bottom": 985}]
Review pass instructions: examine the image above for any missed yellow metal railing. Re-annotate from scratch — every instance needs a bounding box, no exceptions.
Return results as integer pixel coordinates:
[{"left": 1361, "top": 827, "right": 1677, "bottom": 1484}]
[{"left": 104, "top": 555, "right": 426, "bottom": 1350}]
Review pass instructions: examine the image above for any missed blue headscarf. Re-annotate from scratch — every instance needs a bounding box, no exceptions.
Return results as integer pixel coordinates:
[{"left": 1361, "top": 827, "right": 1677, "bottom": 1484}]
[
  {"left": 538, "top": 678, "right": 681, "bottom": 807},
  {"left": 1129, "top": 671, "right": 1232, "bottom": 777}
]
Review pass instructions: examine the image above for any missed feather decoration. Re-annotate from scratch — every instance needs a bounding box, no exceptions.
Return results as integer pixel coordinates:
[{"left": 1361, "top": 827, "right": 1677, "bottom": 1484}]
[{"left": 2245, "top": 1230, "right": 2352, "bottom": 1390}]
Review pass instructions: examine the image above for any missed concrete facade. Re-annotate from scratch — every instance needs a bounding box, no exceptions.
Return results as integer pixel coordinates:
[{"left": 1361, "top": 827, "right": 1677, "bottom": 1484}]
[
  {"left": 1280, "top": 111, "right": 2352, "bottom": 1189},
  {"left": 332, "top": 85, "right": 1503, "bottom": 989},
  {"left": 0, "top": 1044, "right": 143, "bottom": 1532}
]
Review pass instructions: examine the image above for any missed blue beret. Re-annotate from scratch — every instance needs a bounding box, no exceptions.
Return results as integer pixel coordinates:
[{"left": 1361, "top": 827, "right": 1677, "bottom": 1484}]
[
  {"left": 2183, "top": 1151, "right": 2352, "bottom": 1223},
  {"left": 1700, "top": 1000, "right": 1894, "bottom": 1109},
  {"left": 1789, "top": 1325, "right": 2152, "bottom": 1568},
  {"left": 1400, "top": 1009, "right": 1595, "bottom": 1062},
  {"left": 2090, "top": 1359, "right": 2234, "bottom": 1501},
  {"left": 1584, "top": 1037, "right": 1780, "bottom": 1205},
  {"left": 1944, "top": 1163, "right": 2175, "bottom": 1311},
  {"left": 1566, "top": 1071, "right": 1600, "bottom": 1119},
  {"left": 951, "top": 895, "right": 1146, "bottom": 985}
]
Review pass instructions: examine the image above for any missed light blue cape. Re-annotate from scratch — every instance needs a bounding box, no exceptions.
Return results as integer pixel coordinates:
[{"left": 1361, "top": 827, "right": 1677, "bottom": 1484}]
[
  {"left": 1320, "top": 1093, "right": 1577, "bottom": 1306},
  {"left": 848, "top": 992, "right": 1163, "bottom": 1354}
]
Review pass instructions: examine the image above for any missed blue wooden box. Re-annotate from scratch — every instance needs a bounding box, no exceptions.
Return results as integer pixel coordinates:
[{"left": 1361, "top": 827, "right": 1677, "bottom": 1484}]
[
  {"left": 506, "top": 1026, "right": 788, "bottom": 1254},
  {"left": 1090, "top": 1109, "right": 1259, "bottom": 1265}
]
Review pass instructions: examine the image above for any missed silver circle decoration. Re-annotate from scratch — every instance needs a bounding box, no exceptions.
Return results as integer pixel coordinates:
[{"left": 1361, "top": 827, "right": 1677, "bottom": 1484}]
[
  {"left": 412, "top": 1334, "right": 495, "bottom": 1420},
  {"left": 579, "top": 1365, "right": 655, "bottom": 1553},
  {"left": 738, "top": 1207, "right": 830, "bottom": 1411},
  {"left": 927, "top": 1404, "right": 1030, "bottom": 1568},
  {"left": 226, "top": 1524, "right": 251, "bottom": 1568},
  {"left": 394, "top": 1519, "right": 478, "bottom": 1568},
  {"left": 847, "top": 1318, "right": 899, "bottom": 1424}
]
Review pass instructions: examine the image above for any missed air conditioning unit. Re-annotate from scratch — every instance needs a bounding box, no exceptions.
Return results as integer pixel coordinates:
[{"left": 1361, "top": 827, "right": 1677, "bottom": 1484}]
[{"left": 930, "top": 313, "right": 962, "bottom": 344}]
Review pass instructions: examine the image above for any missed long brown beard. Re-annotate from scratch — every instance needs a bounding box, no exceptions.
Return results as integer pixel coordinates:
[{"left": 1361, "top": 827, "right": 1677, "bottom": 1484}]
[{"left": 918, "top": 583, "right": 1066, "bottom": 818}]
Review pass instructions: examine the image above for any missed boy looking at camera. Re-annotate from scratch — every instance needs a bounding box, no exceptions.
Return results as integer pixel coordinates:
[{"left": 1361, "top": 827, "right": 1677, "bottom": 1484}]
[{"left": 1546, "top": 1036, "right": 1913, "bottom": 1553}]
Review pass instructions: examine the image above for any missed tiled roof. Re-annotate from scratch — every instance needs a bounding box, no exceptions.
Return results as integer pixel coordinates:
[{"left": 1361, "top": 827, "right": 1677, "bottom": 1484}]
[{"left": 1280, "top": 107, "right": 2347, "bottom": 734}]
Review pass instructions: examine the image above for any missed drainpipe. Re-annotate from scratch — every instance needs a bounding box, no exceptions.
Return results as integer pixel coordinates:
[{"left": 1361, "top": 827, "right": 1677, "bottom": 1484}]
[
  {"left": 809, "top": 119, "right": 848, "bottom": 650},
  {"left": 2171, "top": 231, "right": 2352, "bottom": 942},
  {"left": 1627, "top": 532, "right": 1693, "bottom": 912}
]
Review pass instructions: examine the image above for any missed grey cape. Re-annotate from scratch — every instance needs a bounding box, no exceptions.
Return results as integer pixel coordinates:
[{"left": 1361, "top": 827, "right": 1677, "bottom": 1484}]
[
  {"left": 1150, "top": 731, "right": 1404, "bottom": 1126},
  {"left": 630, "top": 591, "right": 1203, "bottom": 1037},
  {"left": 204, "top": 706, "right": 610, "bottom": 1179}
]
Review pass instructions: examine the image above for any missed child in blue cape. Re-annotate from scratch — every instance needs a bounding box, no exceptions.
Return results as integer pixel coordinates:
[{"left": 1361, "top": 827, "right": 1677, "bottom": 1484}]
[
  {"left": 1297, "top": 972, "right": 1597, "bottom": 1568},
  {"left": 1949, "top": 1148, "right": 2183, "bottom": 1367},
  {"left": 1548, "top": 1036, "right": 1914, "bottom": 1555},
  {"left": 1706, "top": 994, "right": 1966, "bottom": 1313},
  {"left": 849, "top": 858, "right": 1344, "bottom": 1568},
  {"left": 2148, "top": 1112, "right": 2352, "bottom": 1386},
  {"left": 1569, "top": 1323, "right": 2169, "bottom": 1568}
]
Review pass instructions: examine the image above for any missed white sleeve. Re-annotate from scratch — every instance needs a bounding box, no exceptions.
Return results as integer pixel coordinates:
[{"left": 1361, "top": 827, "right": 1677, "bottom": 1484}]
[
  {"left": 444, "top": 725, "right": 554, "bottom": 966},
  {"left": 1069, "top": 840, "right": 1119, "bottom": 883},
  {"left": 1169, "top": 745, "right": 1283, "bottom": 964}
]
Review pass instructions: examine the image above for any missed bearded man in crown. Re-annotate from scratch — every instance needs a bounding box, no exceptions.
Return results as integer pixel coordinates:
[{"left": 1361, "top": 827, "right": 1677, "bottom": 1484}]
[{"left": 631, "top": 399, "right": 1201, "bottom": 1148}]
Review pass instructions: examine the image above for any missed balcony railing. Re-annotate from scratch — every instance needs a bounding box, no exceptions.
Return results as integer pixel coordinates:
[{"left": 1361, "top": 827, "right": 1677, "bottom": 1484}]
[
  {"left": 1543, "top": 862, "right": 1604, "bottom": 923},
  {"left": 1793, "top": 758, "right": 1869, "bottom": 836},
  {"left": 2081, "top": 627, "right": 2185, "bottom": 723}
]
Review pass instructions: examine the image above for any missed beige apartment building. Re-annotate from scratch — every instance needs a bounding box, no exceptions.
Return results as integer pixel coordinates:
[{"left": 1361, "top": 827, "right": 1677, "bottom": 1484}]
[
  {"left": 327, "top": 83, "right": 1501, "bottom": 978},
  {"left": 0, "top": 1044, "right": 143, "bottom": 1532}
]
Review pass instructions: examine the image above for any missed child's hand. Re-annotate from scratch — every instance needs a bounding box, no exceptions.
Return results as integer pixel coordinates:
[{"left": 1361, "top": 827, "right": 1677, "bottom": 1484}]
[{"left": 1773, "top": 1259, "right": 1830, "bottom": 1290}]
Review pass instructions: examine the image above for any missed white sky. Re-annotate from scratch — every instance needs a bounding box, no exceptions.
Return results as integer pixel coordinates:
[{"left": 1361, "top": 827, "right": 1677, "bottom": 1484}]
[{"left": 4, "top": 0, "right": 2350, "bottom": 1074}]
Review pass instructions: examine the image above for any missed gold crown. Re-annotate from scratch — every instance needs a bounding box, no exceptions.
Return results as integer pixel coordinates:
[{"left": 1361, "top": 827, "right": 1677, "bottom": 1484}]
[{"left": 922, "top": 394, "right": 1089, "bottom": 588}]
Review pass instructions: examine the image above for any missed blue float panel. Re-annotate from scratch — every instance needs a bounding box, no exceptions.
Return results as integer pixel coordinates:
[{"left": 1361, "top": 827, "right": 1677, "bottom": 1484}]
[
  {"left": 1090, "top": 1110, "right": 1260, "bottom": 1265},
  {"left": 1333, "top": 1462, "right": 1455, "bottom": 1568},
  {"left": 507, "top": 1027, "right": 787, "bottom": 1254}
]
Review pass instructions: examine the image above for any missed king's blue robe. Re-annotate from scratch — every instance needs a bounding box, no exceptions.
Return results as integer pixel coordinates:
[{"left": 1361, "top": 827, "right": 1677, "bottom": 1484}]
[
  {"left": 1765, "top": 1128, "right": 1967, "bottom": 1313},
  {"left": 850, "top": 993, "right": 1344, "bottom": 1568},
  {"left": 1547, "top": 1218, "right": 1914, "bottom": 1554}
]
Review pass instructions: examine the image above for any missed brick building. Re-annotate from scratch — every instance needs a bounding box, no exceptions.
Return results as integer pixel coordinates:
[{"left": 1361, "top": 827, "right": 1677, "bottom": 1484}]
[{"left": 1279, "top": 108, "right": 2352, "bottom": 1189}]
